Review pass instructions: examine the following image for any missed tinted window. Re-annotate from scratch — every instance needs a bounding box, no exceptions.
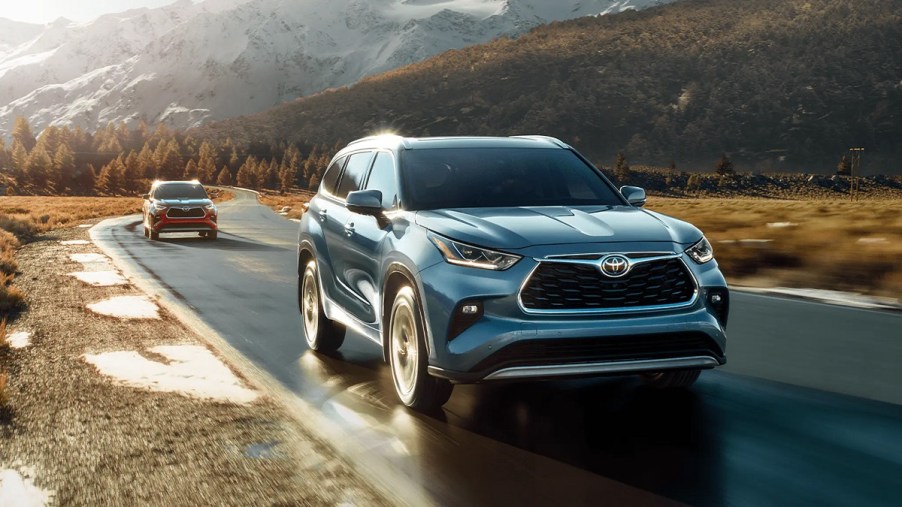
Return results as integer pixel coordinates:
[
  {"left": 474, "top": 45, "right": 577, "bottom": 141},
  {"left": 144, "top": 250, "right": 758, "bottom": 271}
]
[
  {"left": 400, "top": 148, "right": 623, "bottom": 210},
  {"left": 321, "top": 155, "right": 347, "bottom": 195},
  {"left": 364, "top": 152, "right": 398, "bottom": 209},
  {"left": 154, "top": 183, "right": 208, "bottom": 199},
  {"left": 335, "top": 151, "right": 373, "bottom": 199}
]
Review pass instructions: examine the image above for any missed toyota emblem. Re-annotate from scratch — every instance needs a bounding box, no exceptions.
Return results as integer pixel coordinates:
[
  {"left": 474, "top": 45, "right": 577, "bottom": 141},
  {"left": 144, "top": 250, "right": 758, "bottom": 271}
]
[{"left": 600, "top": 255, "right": 630, "bottom": 277}]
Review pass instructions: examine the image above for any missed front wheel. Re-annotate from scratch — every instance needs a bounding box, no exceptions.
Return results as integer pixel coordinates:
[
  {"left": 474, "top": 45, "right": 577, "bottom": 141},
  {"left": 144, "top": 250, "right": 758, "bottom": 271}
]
[
  {"left": 642, "top": 369, "right": 701, "bottom": 388},
  {"left": 300, "top": 261, "right": 344, "bottom": 352},
  {"left": 388, "top": 286, "right": 452, "bottom": 411},
  {"left": 206, "top": 230, "right": 218, "bottom": 240}
]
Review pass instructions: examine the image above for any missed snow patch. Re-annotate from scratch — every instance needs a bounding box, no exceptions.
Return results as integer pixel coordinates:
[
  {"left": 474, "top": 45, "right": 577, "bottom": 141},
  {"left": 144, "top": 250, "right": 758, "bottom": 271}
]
[
  {"left": 743, "top": 287, "right": 900, "bottom": 310},
  {"left": 83, "top": 345, "right": 258, "bottom": 404},
  {"left": 69, "top": 253, "right": 109, "bottom": 265},
  {"left": 77, "top": 224, "right": 93, "bottom": 228},
  {"left": 767, "top": 222, "right": 798, "bottom": 228},
  {"left": 68, "top": 271, "right": 128, "bottom": 287},
  {"left": 6, "top": 331, "right": 31, "bottom": 349},
  {"left": 858, "top": 237, "right": 887, "bottom": 244},
  {"left": 87, "top": 296, "right": 159, "bottom": 319},
  {"left": 60, "top": 240, "right": 91, "bottom": 245},
  {"left": 0, "top": 468, "right": 53, "bottom": 507}
]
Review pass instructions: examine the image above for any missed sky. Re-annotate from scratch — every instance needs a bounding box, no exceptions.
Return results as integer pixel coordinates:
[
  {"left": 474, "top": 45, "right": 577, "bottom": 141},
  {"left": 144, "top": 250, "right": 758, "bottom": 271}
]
[{"left": 0, "top": 0, "right": 188, "bottom": 24}]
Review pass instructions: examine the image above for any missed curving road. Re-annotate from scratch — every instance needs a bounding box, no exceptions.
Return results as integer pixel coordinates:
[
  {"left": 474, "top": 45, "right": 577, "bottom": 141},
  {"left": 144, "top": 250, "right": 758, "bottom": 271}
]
[{"left": 93, "top": 189, "right": 902, "bottom": 506}]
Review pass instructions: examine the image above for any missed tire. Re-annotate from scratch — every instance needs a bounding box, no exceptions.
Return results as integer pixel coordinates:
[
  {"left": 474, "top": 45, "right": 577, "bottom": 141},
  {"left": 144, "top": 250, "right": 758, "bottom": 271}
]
[
  {"left": 143, "top": 226, "right": 149, "bottom": 238},
  {"left": 300, "top": 261, "right": 345, "bottom": 352},
  {"left": 643, "top": 369, "right": 701, "bottom": 388},
  {"left": 150, "top": 231, "right": 159, "bottom": 240},
  {"left": 207, "top": 230, "right": 218, "bottom": 240},
  {"left": 388, "top": 286, "right": 453, "bottom": 411}
]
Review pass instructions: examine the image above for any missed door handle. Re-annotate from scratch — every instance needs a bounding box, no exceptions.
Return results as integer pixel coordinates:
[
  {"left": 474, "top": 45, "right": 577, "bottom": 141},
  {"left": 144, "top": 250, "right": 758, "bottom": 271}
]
[
  {"left": 344, "top": 222, "right": 355, "bottom": 237},
  {"left": 319, "top": 209, "right": 327, "bottom": 222}
]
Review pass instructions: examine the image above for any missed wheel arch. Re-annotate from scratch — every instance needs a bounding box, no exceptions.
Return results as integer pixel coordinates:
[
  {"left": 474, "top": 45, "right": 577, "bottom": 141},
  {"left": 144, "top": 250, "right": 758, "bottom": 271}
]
[{"left": 381, "top": 263, "right": 427, "bottom": 362}]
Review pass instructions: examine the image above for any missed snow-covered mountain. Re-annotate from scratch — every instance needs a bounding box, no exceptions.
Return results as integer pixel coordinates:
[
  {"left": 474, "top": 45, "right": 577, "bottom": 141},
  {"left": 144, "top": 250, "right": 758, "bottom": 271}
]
[{"left": 0, "top": 0, "right": 673, "bottom": 134}]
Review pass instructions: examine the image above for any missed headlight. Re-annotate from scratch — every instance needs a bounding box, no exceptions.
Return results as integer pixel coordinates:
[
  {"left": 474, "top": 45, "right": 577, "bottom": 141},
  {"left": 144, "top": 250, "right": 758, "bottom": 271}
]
[
  {"left": 686, "top": 236, "right": 714, "bottom": 264},
  {"left": 204, "top": 204, "right": 217, "bottom": 213},
  {"left": 429, "top": 234, "right": 521, "bottom": 271},
  {"left": 153, "top": 203, "right": 170, "bottom": 211}
]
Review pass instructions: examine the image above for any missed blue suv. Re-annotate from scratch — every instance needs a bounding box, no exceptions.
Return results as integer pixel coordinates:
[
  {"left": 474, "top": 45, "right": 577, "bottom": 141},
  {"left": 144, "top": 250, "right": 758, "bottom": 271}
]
[{"left": 298, "top": 136, "right": 728, "bottom": 410}]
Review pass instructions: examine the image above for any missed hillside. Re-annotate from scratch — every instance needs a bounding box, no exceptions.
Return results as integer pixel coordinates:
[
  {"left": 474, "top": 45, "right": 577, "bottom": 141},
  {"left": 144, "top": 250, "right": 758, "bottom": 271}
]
[
  {"left": 0, "top": 0, "right": 671, "bottom": 134},
  {"left": 194, "top": 0, "right": 902, "bottom": 174}
]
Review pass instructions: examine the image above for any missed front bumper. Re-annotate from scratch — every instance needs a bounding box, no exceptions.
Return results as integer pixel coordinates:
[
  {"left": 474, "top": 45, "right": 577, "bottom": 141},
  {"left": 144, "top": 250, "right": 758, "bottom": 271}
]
[
  {"left": 417, "top": 253, "right": 728, "bottom": 383},
  {"left": 150, "top": 212, "right": 218, "bottom": 233}
]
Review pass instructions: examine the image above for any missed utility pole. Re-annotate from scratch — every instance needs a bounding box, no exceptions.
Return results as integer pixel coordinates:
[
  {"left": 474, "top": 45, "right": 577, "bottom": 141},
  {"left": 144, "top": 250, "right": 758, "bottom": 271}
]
[{"left": 849, "top": 147, "right": 864, "bottom": 201}]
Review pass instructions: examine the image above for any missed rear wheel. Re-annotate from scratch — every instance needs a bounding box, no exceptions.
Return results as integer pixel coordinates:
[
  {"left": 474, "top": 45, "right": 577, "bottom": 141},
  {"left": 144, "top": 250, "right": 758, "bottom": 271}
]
[
  {"left": 642, "top": 369, "right": 701, "bottom": 388},
  {"left": 388, "top": 286, "right": 452, "bottom": 411},
  {"left": 301, "top": 261, "right": 344, "bottom": 352}
]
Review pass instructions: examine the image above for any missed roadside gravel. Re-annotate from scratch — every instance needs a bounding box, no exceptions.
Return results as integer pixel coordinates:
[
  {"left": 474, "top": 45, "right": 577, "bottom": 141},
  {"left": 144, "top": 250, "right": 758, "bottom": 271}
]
[{"left": 0, "top": 225, "right": 389, "bottom": 506}]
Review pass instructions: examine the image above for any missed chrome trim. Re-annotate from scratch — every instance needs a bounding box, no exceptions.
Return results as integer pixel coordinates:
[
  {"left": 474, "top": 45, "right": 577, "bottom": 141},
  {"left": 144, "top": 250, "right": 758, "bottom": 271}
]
[
  {"left": 483, "top": 356, "right": 720, "bottom": 381},
  {"left": 516, "top": 253, "right": 699, "bottom": 315},
  {"left": 336, "top": 276, "right": 372, "bottom": 307},
  {"left": 321, "top": 291, "right": 381, "bottom": 346}
]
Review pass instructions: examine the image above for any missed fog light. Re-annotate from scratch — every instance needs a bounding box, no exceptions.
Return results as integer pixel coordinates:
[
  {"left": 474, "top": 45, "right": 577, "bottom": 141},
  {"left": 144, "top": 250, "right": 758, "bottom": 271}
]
[
  {"left": 710, "top": 294, "right": 723, "bottom": 304},
  {"left": 448, "top": 301, "right": 483, "bottom": 341}
]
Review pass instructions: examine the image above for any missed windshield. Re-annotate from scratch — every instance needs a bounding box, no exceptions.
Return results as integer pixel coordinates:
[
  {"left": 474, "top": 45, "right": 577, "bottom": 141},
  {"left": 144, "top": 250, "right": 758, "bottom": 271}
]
[
  {"left": 400, "top": 148, "right": 624, "bottom": 210},
  {"left": 154, "top": 183, "right": 209, "bottom": 200}
]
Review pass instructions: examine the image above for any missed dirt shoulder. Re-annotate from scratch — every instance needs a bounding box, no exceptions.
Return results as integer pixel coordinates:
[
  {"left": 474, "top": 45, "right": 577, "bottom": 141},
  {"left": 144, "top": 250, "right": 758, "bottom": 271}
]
[{"left": 0, "top": 224, "right": 388, "bottom": 505}]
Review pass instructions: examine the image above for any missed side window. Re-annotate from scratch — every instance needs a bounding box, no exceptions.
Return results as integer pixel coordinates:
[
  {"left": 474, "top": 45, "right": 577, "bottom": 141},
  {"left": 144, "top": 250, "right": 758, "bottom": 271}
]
[
  {"left": 364, "top": 152, "right": 399, "bottom": 209},
  {"left": 321, "top": 156, "right": 347, "bottom": 195},
  {"left": 335, "top": 151, "right": 373, "bottom": 199}
]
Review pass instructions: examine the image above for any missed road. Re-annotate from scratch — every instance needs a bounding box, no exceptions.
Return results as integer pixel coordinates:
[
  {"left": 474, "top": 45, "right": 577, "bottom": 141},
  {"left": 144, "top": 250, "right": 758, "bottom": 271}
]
[{"left": 93, "top": 189, "right": 902, "bottom": 506}]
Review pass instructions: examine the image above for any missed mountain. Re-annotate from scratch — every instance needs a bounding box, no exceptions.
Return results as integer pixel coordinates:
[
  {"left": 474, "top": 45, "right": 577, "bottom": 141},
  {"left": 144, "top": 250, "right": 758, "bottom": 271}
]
[
  {"left": 194, "top": 0, "right": 902, "bottom": 174},
  {"left": 0, "top": 0, "right": 672, "bottom": 135}
]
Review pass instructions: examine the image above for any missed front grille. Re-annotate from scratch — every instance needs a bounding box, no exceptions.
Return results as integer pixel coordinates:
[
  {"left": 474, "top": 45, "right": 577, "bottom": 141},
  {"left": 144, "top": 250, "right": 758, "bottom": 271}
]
[
  {"left": 166, "top": 207, "right": 205, "bottom": 219},
  {"left": 473, "top": 333, "right": 722, "bottom": 373},
  {"left": 520, "top": 258, "right": 695, "bottom": 311}
]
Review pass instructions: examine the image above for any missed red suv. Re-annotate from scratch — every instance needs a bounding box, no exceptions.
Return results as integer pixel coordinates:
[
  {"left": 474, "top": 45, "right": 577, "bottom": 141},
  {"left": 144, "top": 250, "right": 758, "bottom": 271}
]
[{"left": 142, "top": 181, "right": 218, "bottom": 240}]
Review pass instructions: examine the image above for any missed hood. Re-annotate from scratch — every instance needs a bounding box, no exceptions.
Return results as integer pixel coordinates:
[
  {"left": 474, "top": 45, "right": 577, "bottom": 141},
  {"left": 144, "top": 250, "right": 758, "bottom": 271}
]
[
  {"left": 156, "top": 198, "right": 213, "bottom": 206},
  {"left": 415, "top": 206, "right": 702, "bottom": 250}
]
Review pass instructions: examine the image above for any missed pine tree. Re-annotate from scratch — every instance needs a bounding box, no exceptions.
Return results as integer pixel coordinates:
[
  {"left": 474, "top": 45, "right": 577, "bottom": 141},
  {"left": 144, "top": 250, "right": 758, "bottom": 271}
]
[
  {"left": 52, "top": 144, "right": 76, "bottom": 194},
  {"left": 10, "top": 141, "right": 29, "bottom": 184},
  {"left": 836, "top": 154, "right": 851, "bottom": 176},
  {"left": 26, "top": 146, "right": 53, "bottom": 192},
  {"left": 158, "top": 141, "right": 184, "bottom": 180},
  {"left": 12, "top": 117, "right": 36, "bottom": 153},
  {"left": 123, "top": 151, "right": 143, "bottom": 193},
  {"left": 95, "top": 160, "right": 125, "bottom": 195},
  {"left": 236, "top": 157, "right": 258, "bottom": 188},
  {"left": 197, "top": 141, "right": 217, "bottom": 183},
  {"left": 183, "top": 159, "right": 199, "bottom": 180},
  {"left": 216, "top": 166, "right": 232, "bottom": 186},
  {"left": 715, "top": 153, "right": 734, "bottom": 175}
]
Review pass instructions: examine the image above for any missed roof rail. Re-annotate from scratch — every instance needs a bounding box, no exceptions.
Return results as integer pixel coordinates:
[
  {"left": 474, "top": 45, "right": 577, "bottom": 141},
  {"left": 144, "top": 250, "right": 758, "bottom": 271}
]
[
  {"left": 346, "top": 135, "right": 409, "bottom": 149},
  {"left": 510, "top": 135, "right": 569, "bottom": 148}
]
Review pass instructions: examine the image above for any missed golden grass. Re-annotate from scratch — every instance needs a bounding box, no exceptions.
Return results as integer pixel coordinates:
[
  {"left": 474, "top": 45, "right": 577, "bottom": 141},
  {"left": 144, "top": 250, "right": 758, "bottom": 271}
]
[
  {"left": 0, "top": 196, "right": 142, "bottom": 232},
  {"left": 647, "top": 197, "right": 902, "bottom": 298},
  {"left": 258, "top": 190, "right": 314, "bottom": 220}
]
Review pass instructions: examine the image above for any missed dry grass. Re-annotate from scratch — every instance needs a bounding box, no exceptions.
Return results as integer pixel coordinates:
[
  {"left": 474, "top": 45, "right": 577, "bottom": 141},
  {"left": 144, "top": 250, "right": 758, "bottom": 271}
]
[
  {"left": 647, "top": 197, "right": 902, "bottom": 298},
  {"left": 206, "top": 187, "right": 235, "bottom": 203},
  {"left": 0, "top": 196, "right": 141, "bottom": 232},
  {"left": 258, "top": 190, "right": 314, "bottom": 220}
]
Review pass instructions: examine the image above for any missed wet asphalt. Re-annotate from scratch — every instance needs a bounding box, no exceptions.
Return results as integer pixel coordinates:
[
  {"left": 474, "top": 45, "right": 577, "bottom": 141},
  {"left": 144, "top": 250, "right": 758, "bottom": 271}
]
[{"left": 92, "top": 189, "right": 902, "bottom": 506}]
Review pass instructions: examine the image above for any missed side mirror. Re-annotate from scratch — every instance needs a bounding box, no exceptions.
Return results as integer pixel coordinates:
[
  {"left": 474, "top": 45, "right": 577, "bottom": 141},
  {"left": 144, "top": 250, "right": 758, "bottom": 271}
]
[
  {"left": 346, "top": 189, "right": 383, "bottom": 215},
  {"left": 142, "top": 193, "right": 150, "bottom": 200},
  {"left": 620, "top": 186, "right": 646, "bottom": 207}
]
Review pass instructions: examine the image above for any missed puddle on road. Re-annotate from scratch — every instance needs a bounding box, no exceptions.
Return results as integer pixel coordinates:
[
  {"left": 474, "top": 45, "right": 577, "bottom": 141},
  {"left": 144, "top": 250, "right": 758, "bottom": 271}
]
[
  {"left": 83, "top": 345, "right": 259, "bottom": 404},
  {"left": 69, "top": 271, "right": 128, "bottom": 287},
  {"left": 87, "top": 296, "right": 159, "bottom": 319}
]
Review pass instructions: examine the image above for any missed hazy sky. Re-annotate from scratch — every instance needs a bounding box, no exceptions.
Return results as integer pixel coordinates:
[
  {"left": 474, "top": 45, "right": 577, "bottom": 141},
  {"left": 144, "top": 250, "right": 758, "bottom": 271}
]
[{"left": 2, "top": 0, "right": 187, "bottom": 24}]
